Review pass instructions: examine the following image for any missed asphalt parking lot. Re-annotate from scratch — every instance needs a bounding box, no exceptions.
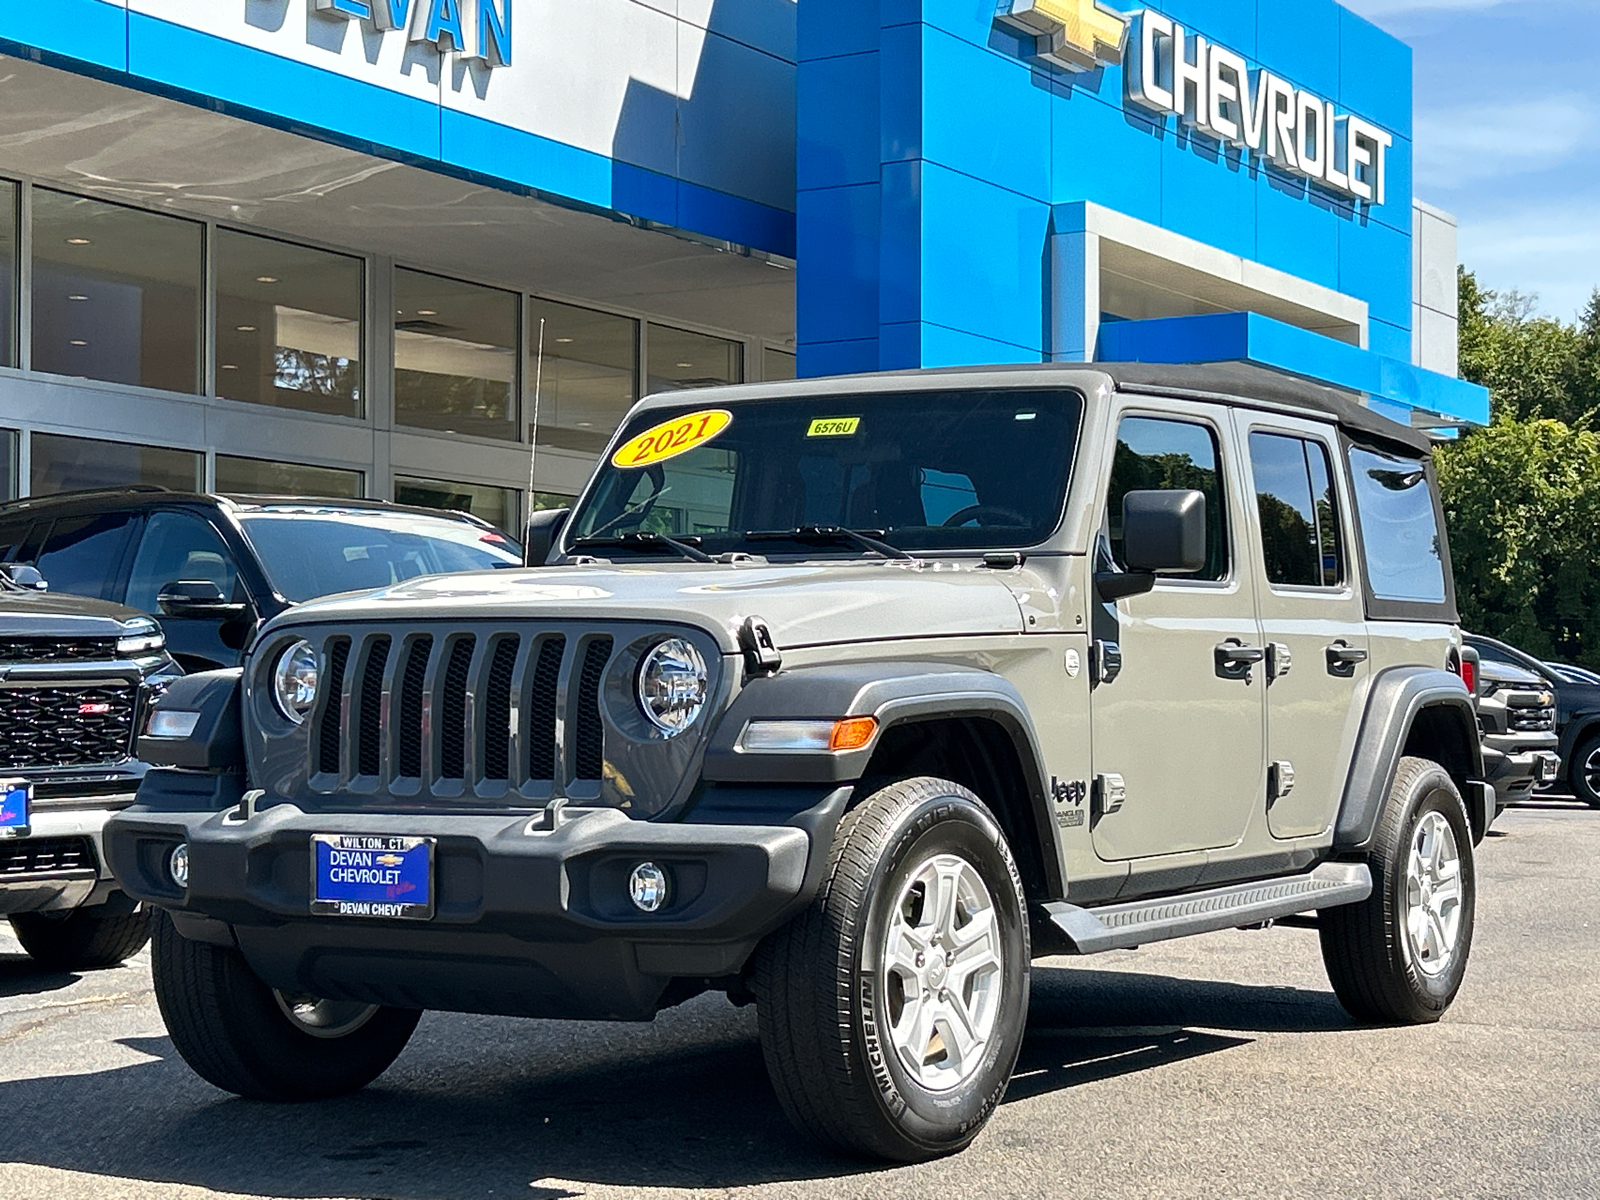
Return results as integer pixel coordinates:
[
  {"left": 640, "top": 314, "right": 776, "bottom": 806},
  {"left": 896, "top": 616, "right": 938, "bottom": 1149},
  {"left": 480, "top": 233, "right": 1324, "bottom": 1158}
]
[{"left": 1, "top": 800, "right": 1596, "bottom": 1200}]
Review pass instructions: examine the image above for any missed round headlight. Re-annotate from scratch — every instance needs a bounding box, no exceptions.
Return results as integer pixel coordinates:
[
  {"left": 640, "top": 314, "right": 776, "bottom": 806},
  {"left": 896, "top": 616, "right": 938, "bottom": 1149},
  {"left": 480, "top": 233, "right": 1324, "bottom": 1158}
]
[
  {"left": 271, "top": 639, "right": 320, "bottom": 724},
  {"left": 636, "top": 638, "right": 708, "bottom": 735}
]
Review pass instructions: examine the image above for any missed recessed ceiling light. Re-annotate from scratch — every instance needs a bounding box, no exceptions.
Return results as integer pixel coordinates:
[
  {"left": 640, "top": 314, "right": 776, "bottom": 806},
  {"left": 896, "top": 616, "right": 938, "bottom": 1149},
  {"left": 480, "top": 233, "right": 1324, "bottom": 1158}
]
[
  {"left": 67, "top": 294, "right": 89, "bottom": 302},
  {"left": 236, "top": 325, "right": 257, "bottom": 332},
  {"left": 576, "top": 421, "right": 592, "bottom": 427},
  {"left": 416, "top": 309, "right": 437, "bottom": 316},
  {"left": 555, "top": 337, "right": 574, "bottom": 344},
  {"left": 69, "top": 339, "right": 88, "bottom": 346},
  {"left": 65, "top": 237, "right": 91, "bottom": 246},
  {"left": 676, "top": 362, "right": 693, "bottom": 368},
  {"left": 256, "top": 275, "right": 279, "bottom": 284},
  {"left": 220, "top": 364, "right": 238, "bottom": 370}
]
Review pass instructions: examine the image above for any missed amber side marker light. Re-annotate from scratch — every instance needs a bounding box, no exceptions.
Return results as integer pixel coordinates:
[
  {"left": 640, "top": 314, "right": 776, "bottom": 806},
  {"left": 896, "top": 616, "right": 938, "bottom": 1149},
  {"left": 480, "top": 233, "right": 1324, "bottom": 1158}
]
[{"left": 829, "top": 716, "right": 878, "bottom": 751}]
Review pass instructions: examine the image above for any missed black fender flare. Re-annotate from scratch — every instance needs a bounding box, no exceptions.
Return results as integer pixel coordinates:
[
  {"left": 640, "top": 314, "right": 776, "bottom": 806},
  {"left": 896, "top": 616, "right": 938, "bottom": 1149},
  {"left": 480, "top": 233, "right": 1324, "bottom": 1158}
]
[
  {"left": 1334, "top": 666, "right": 1483, "bottom": 852},
  {"left": 702, "top": 661, "right": 1062, "bottom": 893}
]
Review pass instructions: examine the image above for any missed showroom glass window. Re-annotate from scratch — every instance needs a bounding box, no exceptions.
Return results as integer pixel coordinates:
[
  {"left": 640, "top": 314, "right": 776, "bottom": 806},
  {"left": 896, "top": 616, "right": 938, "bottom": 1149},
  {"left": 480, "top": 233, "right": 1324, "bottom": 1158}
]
[
  {"left": 527, "top": 297, "right": 637, "bottom": 454},
  {"left": 31, "top": 190, "right": 202, "bottom": 394},
  {"left": 763, "top": 348, "right": 796, "bottom": 381},
  {"left": 395, "top": 474, "right": 519, "bottom": 535},
  {"left": 214, "top": 454, "right": 363, "bottom": 499},
  {"left": 0, "top": 430, "right": 16, "bottom": 501},
  {"left": 394, "top": 269, "right": 519, "bottom": 441},
  {"left": 0, "top": 181, "right": 16, "bottom": 368},
  {"left": 31, "top": 432, "right": 202, "bottom": 495},
  {"left": 214, "top": 229, "right": 364, "bottom": 418},
  {"left": 647, "top": 324, "right": 742, "bottom": 393}
]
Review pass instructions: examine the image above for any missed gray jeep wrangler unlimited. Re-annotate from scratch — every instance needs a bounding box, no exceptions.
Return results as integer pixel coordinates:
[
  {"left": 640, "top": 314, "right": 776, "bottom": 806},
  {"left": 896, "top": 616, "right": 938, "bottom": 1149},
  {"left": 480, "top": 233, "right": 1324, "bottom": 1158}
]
[{"left": 106, "top": 364, "right": 1485, "bottom": 1161}]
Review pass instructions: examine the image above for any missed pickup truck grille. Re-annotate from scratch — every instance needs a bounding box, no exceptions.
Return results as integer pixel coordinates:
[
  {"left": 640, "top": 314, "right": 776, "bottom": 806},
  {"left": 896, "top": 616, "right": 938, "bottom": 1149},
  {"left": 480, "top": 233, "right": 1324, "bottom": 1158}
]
[
  {"left": 0, "top": 836, "right": 95, "bottom": 876},
  {"left": 0, "top": 637, "right": 118, "bottom": 662},
  {"left": 0, "top": 684, "right": 136, "bottom": 769},
  {"left": 1507, "top": 705, "right": 1556, "bottom": 734},
  {"left": 309, "top": 628, "right": 614, "bottom": 795}
]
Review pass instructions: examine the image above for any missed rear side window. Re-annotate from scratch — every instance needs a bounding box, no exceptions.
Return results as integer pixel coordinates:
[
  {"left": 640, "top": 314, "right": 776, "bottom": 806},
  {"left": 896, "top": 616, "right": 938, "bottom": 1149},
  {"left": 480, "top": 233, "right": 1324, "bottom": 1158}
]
[
  {"left": 1108, "top": 416, "right": 1229, "bottom": 581},
  {"left": 1249, "top": 432, "right": 1343, "bottom": 588},
  {"left": 32, "top": 513, "right": 135, "bottom": 599},
  {"left": 1348, "top": 445, "right": 1447, "bottom": 603}
]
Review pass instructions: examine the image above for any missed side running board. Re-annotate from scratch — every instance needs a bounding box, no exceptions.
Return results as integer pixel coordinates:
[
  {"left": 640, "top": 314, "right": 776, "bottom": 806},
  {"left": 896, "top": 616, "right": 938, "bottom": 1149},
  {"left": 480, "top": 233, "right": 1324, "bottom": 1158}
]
[{"left": 1043, "top": 862, "right": 1372, "bottom": 955}]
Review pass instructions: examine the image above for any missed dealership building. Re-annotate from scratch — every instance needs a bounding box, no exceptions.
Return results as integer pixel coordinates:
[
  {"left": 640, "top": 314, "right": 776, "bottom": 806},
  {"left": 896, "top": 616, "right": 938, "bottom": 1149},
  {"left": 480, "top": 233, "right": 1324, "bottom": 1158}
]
[{"left": 0, "top": 0, "right": 1488, "bottom": 533}]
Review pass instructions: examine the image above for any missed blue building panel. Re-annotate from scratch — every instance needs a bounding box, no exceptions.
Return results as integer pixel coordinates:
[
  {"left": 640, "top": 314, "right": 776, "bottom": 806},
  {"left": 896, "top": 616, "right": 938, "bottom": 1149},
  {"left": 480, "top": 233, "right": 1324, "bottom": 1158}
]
[
  {"left": 798, "top": 54, "right": 880, "bottom": 189},
  {"left": 1051, "top": 91, "right": 1164, "bottom": 225},
  {"left": 0, "top": 0, "right": 127, "bottom": 72},
  {"left": 1254, "top": 178, "right": 1342, "bottom": 292},
  {"left": 921, "top": 27, "right": 1051, "bottom": 203},
  {"left": 1160, "top": 137, "right": 1258, "bottom": 262},
  {"left": 918, "top": 164, "right": 1051, "bottom": 352},
  {"left": 1256, "top": 0, "right": 1343, "bottom": 97},
  {"left": 1150, "top": 0, "right": 1258, "bottom": 59},
  {"left": 797, "top": 0, "right": 880, "bottom": 61},
  {"left": 1340, "top": 216, "right": 1413, "bottom": 330},
  {"left": 1338, "top": 5, "right": 1413, "bottom": 140},
  {"left": 797, "top": 185, "right": 882, "bottom": 345}
]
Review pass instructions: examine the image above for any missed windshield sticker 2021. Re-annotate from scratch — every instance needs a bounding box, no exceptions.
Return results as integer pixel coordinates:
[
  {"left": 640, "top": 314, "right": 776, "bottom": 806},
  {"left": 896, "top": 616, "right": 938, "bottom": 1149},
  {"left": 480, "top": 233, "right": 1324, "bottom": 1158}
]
[{"left": 612, "top": 410, "right": 733, "bottom": 468}]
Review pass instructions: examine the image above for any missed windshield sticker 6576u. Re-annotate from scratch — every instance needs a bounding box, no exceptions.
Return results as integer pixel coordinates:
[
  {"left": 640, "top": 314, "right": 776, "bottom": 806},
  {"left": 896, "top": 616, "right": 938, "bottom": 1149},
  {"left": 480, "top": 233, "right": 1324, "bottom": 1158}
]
[
  {"left": 807, "top": 417, "right": 861, "bottom": 437},
  {"left": 612, "top": 409, "right": 733, "bottom": 468}
]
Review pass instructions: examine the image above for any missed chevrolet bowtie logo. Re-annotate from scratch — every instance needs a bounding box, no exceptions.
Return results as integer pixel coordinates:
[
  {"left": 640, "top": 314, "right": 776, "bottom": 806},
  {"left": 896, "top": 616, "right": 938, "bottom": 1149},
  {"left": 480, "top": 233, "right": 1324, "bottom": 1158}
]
[{"left": 998, "top": 0, "right": 1130, "bottom": 73}]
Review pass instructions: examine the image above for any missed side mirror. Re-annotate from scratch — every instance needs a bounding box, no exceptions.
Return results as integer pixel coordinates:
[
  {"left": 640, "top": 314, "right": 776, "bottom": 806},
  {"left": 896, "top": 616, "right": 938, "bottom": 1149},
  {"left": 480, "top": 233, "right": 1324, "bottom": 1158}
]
[
  {"left": 1096, "top": 489, "right": 1207, "bottom": 602},
  {"left": 524, "top": 508, "right": 570, "bottom": 566},
  {"left": 158, "top": 579, "right": 243, "bottom": 618},
  {"left": 2, "top": 564, "right": 47, "bottom": 591}
]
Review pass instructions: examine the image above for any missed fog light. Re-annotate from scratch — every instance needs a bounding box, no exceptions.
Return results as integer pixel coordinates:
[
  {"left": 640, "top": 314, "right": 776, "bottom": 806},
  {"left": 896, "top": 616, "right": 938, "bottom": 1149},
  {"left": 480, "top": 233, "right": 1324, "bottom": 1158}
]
[
  {"left": 168, "top": 842, "right": 189, "bottom": 890},
  {"left": 628, "top": 862, "right": 669, "bottom": 913}
]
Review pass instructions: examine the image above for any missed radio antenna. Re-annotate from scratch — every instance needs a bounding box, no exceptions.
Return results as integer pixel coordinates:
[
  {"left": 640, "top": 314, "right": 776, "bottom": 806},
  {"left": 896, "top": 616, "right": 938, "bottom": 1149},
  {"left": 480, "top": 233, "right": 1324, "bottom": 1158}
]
[{"left": 523, "top": 316, "right": 547, "bottom": 567}]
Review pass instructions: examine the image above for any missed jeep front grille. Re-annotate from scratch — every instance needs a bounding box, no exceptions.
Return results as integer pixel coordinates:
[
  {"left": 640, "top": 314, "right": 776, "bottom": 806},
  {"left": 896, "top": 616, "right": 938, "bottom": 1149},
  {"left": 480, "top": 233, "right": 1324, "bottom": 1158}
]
[
  {"left": 0, "top": 684, "right": 136, "bottom": 769},
  {"left": 0, "top": 637, "right": 119, "bottom": 662},
  {"left": 308, "top": 628, "right": 615, "bottom": 796}
]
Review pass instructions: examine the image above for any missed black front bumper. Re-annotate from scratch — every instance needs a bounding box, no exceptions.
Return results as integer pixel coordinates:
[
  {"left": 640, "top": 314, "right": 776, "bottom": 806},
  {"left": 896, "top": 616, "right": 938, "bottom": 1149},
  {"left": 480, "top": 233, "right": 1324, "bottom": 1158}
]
[{"left": 105, "top": 785, "right": 849, "bottom": 1020}]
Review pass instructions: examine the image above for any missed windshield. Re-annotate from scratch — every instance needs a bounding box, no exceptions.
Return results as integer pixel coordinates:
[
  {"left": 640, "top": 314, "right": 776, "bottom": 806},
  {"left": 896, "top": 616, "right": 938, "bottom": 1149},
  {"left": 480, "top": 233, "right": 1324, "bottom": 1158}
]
[
  {"left": 238, "top": 509, "right": 523, "bottom": 602},
  {"left": 565, "top": 389, "right": 1082, "bottom": 556}
]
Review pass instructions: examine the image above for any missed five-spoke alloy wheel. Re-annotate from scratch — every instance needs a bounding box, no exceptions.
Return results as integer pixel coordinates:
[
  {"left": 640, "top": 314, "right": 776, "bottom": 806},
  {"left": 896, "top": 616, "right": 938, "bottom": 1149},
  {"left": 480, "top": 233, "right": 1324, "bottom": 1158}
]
[
  {"left": 1321, "top": 756, "right": 1476, "bottom": 1024},
  {"left": 756, "top": 776, "right": 1030, "bottom": 1161}
]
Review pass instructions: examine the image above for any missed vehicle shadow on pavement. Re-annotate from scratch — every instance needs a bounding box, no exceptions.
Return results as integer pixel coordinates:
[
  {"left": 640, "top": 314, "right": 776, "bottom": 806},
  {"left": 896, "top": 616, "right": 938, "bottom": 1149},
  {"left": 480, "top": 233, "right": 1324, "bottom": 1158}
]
[
  {"left": 0, "top": 952, "right": 77, "bottom": 999},
  {"left": 0, "top": 969, "right": 1351, "bottom": 1198}
]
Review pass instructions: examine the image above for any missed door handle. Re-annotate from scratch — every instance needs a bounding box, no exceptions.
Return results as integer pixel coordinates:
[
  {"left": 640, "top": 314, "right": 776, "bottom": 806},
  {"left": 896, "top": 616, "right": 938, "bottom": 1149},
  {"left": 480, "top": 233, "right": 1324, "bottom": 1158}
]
[
  {"left": 1215, "top": 639, "right": 1264, "bottom": 679},
  {"left": 1326, "top": 642, "right": 1368, "bottom": 676}
]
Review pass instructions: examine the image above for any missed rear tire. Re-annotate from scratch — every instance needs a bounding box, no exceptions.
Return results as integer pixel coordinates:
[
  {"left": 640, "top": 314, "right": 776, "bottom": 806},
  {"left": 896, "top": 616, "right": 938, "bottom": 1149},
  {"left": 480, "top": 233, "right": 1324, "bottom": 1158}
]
[
  {"left": 150, "top": 911, "right": 420, "bottom": 1101},
  {"left": 1570, "top": 733, "right": 1600, "bottom": 809},
  {"left": 754, "top": 776, "right": 1030, "bottom": 1162},
  {"left": 1320, "top": 756, "right": 1475, "bottom": 1024},
  {"left": 10, "top": 897, "right": 151, "bottom": 970}
]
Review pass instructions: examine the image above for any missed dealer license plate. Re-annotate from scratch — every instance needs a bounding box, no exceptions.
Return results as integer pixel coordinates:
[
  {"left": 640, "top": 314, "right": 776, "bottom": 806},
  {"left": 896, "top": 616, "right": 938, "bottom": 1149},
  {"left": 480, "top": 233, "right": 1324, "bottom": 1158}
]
[
  {"left": 0, "top": 781, "right": 30, "bottom": 838},
  {"left": 310, "top": 834, "right": 434, "bottom": 920}
]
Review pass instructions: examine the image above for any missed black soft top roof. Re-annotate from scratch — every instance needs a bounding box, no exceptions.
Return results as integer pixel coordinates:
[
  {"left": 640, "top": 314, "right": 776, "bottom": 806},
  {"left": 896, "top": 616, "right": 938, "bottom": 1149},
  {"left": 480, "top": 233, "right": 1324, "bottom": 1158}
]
[{"left": 1097, "top": 362, "right": 1436, "bottom": 455}]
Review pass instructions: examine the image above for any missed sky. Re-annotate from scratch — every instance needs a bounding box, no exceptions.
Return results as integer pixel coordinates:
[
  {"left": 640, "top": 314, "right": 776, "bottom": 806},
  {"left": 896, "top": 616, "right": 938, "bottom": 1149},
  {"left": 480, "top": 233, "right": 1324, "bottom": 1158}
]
[{"left": 1341, "top": 0, "right": 1600, "bottom": 322}]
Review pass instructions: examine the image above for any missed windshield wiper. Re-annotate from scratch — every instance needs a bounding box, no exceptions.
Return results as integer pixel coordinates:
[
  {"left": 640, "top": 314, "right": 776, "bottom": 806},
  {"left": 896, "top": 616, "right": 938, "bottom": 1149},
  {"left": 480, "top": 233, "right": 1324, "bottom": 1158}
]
[
  {"left": 569, "top": 531, "right": 714, "bottom": 563},
  {"left": 742, "top": 525, "right": 915, "bottom": 561}
]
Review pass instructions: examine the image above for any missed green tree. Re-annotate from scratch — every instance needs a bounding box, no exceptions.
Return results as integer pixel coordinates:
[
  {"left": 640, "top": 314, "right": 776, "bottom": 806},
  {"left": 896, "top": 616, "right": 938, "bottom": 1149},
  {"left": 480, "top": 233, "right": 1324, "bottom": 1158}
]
[{"left": 1436, "top": 269, "right": 1600, "bottom": 666}]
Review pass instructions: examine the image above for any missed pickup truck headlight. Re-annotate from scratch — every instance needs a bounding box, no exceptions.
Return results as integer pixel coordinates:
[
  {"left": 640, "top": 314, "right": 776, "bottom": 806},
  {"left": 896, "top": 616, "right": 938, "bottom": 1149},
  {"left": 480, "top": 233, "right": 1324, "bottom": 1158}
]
[
  {"left": 271, "top": 639, "right": 320, "bottom": 724},
  {"left": 636, "top": 637, "right": 708, "bottom": 735},
  {"left": 116, "top": 620, "right": 165, "bottom": 657}
]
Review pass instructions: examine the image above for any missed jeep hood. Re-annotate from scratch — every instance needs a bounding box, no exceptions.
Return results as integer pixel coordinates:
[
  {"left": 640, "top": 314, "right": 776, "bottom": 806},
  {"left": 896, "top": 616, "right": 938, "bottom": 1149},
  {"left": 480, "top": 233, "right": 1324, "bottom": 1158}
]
[{"left": 269, "top": 561, "right": 1032, "bottom": 653}]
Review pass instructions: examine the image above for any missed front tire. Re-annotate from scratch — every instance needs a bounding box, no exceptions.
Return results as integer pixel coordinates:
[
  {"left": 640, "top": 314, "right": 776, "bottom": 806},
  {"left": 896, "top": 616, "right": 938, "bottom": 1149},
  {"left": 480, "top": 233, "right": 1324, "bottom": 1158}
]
[
  {"left": 1570, "top": 733, "right": 1600, "bottom": 809},
  {"left": 1320, "top": 756, "right": 1475, "bottom": 1024},
  {"left": 150, "top": 911, "right": 420, "bottom": 1101},
  {"left": 754, "top": 776, "right": 1030, "bottom": 1162},
  {"left": 10, "top": 897, "right": 151, "bottom": 970}
]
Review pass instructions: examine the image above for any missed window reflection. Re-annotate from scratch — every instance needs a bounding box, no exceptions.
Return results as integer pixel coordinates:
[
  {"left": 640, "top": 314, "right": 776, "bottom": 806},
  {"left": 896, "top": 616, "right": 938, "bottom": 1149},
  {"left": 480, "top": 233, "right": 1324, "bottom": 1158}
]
[
  {"left": 214, "top": 454, "right": 364, "bottom": 500},
  {"left": 30, "top": 432, "right": 201, "bottom": 495},
  {"left": 215, "top": 229, "right": 363, "bottom": 418},
  {"left": 647, "top": 324, "right": 743, "bottom": 394},
  {"left": 394, "top": 269, "right": 519, "bottom": 441},
  {"left": 31, "top": 190, "right": 201, "bottom": 394},
  {"left": 527, "top": 298, "right": 636, "bottom": 454},
  {"left": 394, "top": 474, "right": 519, "bottom": 535}
]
